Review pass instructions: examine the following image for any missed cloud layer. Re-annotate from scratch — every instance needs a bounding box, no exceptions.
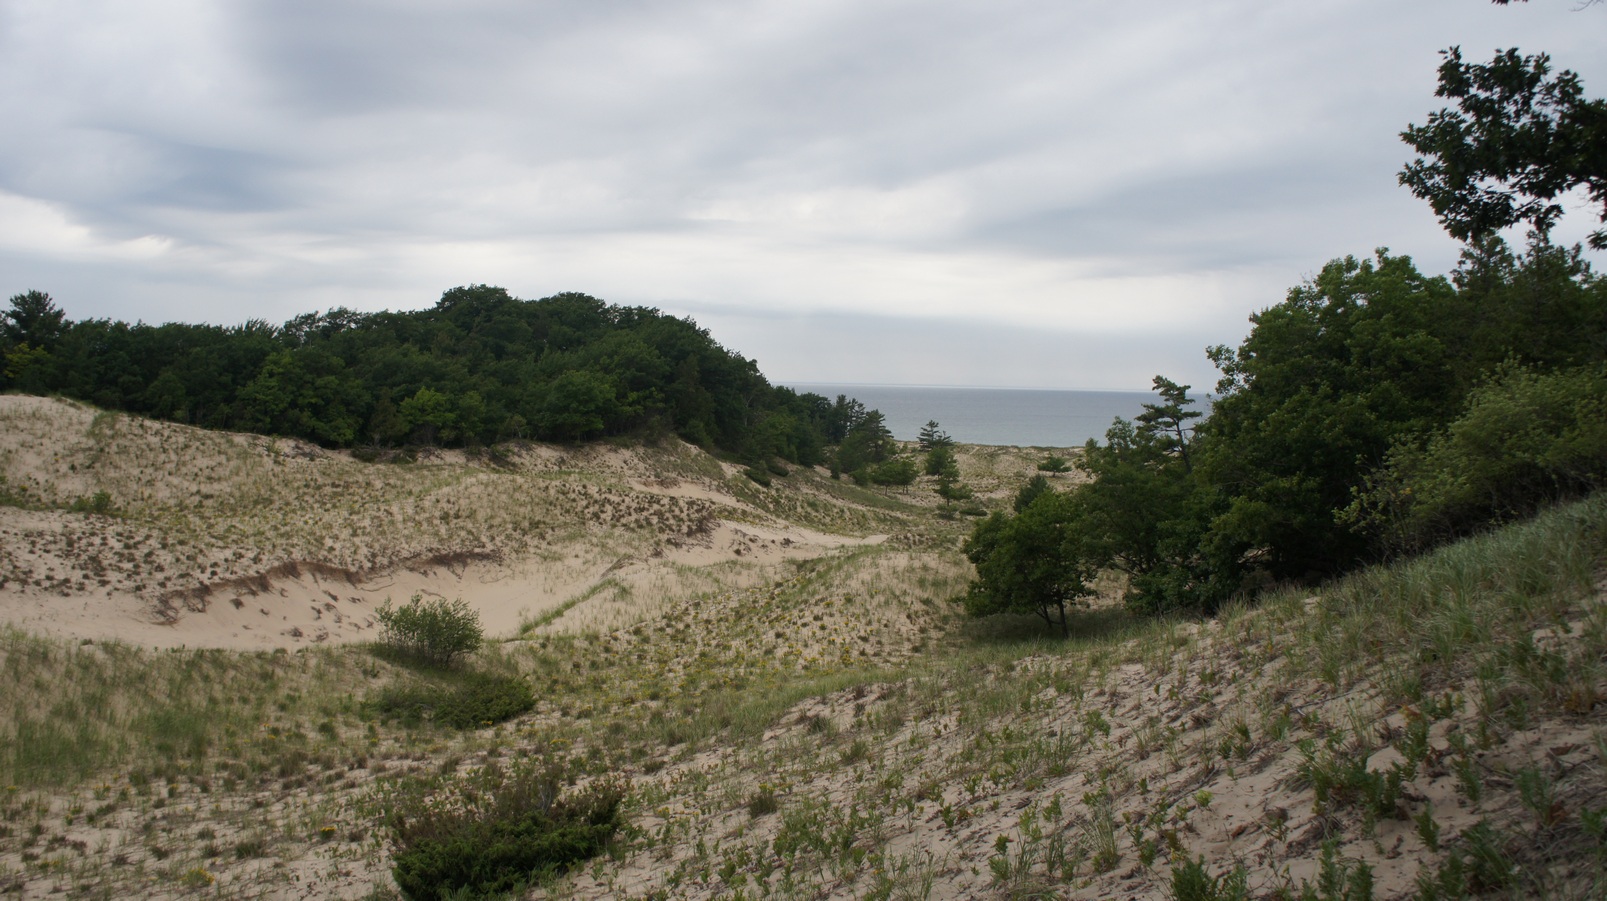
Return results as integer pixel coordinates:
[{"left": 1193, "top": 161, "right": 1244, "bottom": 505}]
[{"left": 2, "top": 0, "right": 1602, "bottom": 388}]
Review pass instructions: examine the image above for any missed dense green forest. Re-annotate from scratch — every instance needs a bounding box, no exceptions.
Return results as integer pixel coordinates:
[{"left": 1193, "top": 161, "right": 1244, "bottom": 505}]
[
  {"left": 964, "top": 43, "right": 1607, "bottom": 632},
  {"left": 0, "top": 285, "right": 891, "bottom": 470}
]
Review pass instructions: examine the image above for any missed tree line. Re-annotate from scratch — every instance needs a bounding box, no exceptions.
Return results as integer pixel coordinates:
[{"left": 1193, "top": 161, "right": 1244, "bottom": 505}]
[
  {"left": 964, "top": 41, "right": 1607, "bottom": 633},
  {"left": 0, "top": 284, "right": 889, "bottom": 471}
]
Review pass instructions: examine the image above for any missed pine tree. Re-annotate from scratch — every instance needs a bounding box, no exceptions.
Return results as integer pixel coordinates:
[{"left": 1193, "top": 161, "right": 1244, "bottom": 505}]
[{"left": 917, "top": 419, "right": 953, "bottom": 451}]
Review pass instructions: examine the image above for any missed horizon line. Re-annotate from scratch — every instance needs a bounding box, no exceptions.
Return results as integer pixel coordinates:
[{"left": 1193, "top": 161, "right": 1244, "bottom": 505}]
[{"left": 779, "top": 380, "right": 1154, "bottom": 394}]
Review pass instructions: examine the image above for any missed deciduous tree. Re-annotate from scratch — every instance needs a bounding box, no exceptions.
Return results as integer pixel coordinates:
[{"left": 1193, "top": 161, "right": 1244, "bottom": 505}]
[
  {"left": 961, "top": 490, "right": 1094, "bottom": 636},
  {"left": 1401, "top": 46, "right": 1607, "bottom": 248}
]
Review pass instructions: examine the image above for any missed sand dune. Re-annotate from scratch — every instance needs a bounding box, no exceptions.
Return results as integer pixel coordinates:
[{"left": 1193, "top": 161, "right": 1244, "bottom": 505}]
[{"left": 0, "top": 395, "right": 891, "bottom": 650}]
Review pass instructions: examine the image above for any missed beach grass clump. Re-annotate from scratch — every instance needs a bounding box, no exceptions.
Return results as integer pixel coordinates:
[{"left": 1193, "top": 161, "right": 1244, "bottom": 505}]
[
  {"left": 1168, "top": 855, "right": 1249, "bottom": 901},
  {"left": 0, "top": 630, "right": 374, "bottom": 789},
  {"left": 380, "top": 756, "right": 626, "bottom": 900},
  {"left": 366, "top": 670, "right": 535, "bottom": 730}
]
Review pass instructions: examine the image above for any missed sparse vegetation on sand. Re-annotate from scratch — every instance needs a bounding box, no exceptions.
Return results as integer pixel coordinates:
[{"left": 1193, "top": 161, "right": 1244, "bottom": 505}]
[{"left": 0, "top": 398, "right": 1603, "bottom": 898}]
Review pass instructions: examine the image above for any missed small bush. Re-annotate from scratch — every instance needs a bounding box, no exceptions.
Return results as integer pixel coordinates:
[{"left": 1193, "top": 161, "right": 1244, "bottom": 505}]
[
  {"left": 747, "top": 786, "right": 780, "bottom": 818},
  {"left": 368, "top": 672, "right": 535, "bottom": 730},
  {"left": 377, "top": 595, "right": 483, "bottom": 667},
  {"left": 1037, "top": 454, "right": 1070, "bottom": 473},
  {"left": 385, "top": 758, "right": 626, "bottom": 900},
  {"left": 1013, "top": 474, "right": 1051, "bottom": 512},
  {"left": 1293, "top": 739, "right": 1407, "bottom": 824},
  {"left": 0, "top": 475, "right": 35, "bottom": 509},
  {"left": 1293, "top": 842, "right": 1375, "bottom": 901},
  {"left": 68, "top": 491, "right": 115, "bottom": 516},
  {"left": 867, "top": 457, "right": 918, "bottom": 486},
  {"left": 1414, "top": 821, "right": 1519, "bottom": 899},
  {"left": 742, "top": 467, "right": 772, "bottom": 487}
]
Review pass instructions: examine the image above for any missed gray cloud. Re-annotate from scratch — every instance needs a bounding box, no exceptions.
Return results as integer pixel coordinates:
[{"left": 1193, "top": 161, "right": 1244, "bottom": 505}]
[{"left": 1, "top": 0, "right": 1601, "bottom": 387}]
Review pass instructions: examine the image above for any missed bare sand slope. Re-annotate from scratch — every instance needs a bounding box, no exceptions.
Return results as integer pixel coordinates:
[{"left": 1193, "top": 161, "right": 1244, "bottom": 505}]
[{"left": 0, "top": 395, "right": 888, "bottom": 649}]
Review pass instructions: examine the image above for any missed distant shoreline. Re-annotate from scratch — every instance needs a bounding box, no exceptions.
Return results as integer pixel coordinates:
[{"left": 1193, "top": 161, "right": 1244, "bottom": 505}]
[
  {"left": 784, "top": 381, "right": 1152, "bottom": 395},
  {"left": 784, "top": 382, "right": 1154, "bottom": 447}
]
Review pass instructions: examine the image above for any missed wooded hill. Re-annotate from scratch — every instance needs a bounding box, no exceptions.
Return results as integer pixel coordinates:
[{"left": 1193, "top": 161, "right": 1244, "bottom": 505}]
[{"left": 0, "top": 285, "right": 869, "bottom": 467}]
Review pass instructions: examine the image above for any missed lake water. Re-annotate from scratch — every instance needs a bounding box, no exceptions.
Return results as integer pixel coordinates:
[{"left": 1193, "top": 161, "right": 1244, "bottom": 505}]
[{"left": 786, "top": 383, "right": 1155, "bottom": 448}]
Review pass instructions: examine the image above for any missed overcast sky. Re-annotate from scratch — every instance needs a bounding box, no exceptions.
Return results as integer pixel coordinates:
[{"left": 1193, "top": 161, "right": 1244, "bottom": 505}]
[{"left": 2, "top": 1, "right": 1602, "bottom": 390}]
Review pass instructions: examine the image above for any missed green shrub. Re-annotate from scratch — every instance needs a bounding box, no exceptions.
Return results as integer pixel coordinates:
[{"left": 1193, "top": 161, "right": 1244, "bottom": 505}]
[
  {"left": 1037, "top": 454, "right": 1070, "bottom": 473},
  {"left": 68, "top": 490, "right": 115, "bottom": 515},
  {"left": 1293, "top": 740, "right": 1406, "bottom": 822},
  {"left": 1350, "top": 363, "right": 1607, "bottom": 553},
  {"left": 925, "top": 443, "right": 957, "bottom": 476},
  {"left": 376, "top": 595, "right": 483, "bottom": 667},
  {"left": 1295, "top": 842, "right": 1375, "bottom": 901},
  {"left": 0, "top": 475, "right": 32, "bottom": 509},
  {"left": 747, "top": 786, "right": 780, "bottom": 818},
  {"left": 742, "top": 466, "right": 772, "bottom": 487},
  {"left": 1013, "top": 474, "right": 1051, "bottom": 512},
  {"left": 385, "top": 757, "right": 626, "bottom": 900},
  {"left": 867, "top": 457, "right": 918, "bottom": 486},
  {"left": 367, "top": 671, "right": 535, "bottom": 730}
]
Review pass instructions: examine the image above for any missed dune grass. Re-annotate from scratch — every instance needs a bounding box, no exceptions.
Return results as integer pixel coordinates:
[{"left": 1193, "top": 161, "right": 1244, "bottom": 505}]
[{"left": 0, "top": 629, "right": 378, "bottom": 790}]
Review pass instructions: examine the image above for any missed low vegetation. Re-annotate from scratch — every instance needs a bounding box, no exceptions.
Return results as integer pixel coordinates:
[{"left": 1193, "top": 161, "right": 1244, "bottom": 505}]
[
  {"left": 375, "top": 595, "right": 484, "bottom": 668},
  {"left": 379, "top": 757, "right": 626, "bottom": 900}
]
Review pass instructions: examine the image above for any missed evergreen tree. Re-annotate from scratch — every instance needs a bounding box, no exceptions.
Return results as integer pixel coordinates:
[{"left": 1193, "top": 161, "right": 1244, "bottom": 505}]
[
  {"left": 836, "top": 410, "right": 895, "bottom": 476},
  {"left": 2, "top": 291, "right": 67, "bottom": 350},
  {"left": 917, "top": 420, "right": 952, "bottom": 451},
  {"left": 1134, "top": 376, "right": 1202, "bottom": 471}
]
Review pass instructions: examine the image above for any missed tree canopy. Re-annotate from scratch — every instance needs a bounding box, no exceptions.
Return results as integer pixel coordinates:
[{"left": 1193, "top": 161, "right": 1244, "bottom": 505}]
[
  {"left": 1400, "top": 46, "right": 1607, "bottom": 248},
  {"left": 0, "top": 286, "right": 868, "bottom": 467},
  {"left": 962, "top": 489, "right": 1094, "bottom": 636}
]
